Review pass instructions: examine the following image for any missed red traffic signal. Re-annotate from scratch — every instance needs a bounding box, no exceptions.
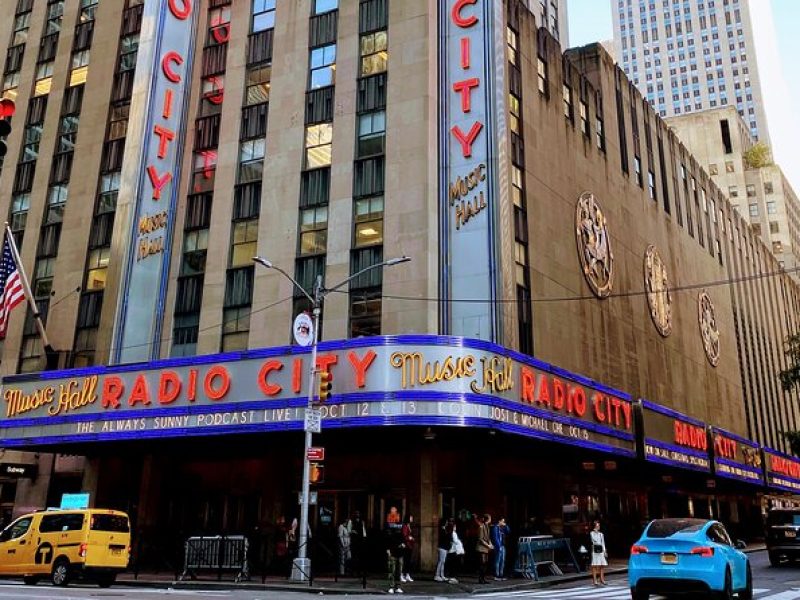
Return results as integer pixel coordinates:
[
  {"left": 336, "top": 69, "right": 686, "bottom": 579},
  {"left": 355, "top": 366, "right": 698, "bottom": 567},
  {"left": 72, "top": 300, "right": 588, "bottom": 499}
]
[{"left": 0, "top": 98, "right": 15, "bottom": 119}]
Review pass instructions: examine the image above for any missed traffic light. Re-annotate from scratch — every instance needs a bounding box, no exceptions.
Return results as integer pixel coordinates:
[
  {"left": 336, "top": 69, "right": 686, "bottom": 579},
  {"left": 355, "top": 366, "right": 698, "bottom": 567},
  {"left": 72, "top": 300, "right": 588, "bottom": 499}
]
[
  {"left": 318, "top": 370, "right": 332, "bottom": 402},
  {"left": 0, "top": 98, "right": 15, "bottom": 158},
  {"left": 309, "top": 462, "right": 325, "bottom": 484}
]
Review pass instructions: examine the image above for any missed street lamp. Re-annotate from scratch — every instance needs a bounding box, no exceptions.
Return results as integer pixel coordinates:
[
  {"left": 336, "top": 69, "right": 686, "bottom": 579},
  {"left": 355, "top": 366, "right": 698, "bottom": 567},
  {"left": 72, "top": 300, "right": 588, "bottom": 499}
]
[{"left": 252, "top": 254, "right": 410, "bottom": 582}]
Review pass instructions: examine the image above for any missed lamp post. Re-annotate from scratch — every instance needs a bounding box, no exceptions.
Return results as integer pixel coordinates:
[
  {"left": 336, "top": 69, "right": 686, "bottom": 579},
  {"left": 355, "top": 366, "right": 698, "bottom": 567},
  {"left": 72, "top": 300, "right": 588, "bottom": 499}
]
[{"left": 253, "top": 254, "right": 410, "bottom": 582}]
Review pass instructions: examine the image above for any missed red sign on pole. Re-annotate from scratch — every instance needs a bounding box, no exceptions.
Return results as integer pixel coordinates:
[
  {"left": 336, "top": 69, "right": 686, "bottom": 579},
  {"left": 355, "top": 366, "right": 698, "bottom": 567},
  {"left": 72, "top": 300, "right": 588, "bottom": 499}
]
[{"left": 307, "top": 447, "right": 325, "bottom": 461}]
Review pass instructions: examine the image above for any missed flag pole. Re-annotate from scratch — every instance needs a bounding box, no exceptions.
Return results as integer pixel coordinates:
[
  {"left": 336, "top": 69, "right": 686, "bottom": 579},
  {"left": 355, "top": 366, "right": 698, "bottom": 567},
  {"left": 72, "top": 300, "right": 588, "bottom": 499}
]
[{"left": 3, "top": 222, "right": 52, "bottom": 351}]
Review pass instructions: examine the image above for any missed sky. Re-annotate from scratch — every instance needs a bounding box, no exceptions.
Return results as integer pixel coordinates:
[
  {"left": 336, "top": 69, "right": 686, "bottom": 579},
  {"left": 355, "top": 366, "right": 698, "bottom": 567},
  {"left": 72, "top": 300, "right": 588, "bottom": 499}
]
[{"left": 568, "top": 0, "right": 800, "bottom": 193}]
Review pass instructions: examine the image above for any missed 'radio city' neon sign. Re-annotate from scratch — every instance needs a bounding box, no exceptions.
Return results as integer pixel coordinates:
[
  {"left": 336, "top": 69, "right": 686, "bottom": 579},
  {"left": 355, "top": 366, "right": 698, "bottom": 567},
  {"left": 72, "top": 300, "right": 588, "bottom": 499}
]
[{"left": 449, "top": 0, "right": 484, "bottom": 159}]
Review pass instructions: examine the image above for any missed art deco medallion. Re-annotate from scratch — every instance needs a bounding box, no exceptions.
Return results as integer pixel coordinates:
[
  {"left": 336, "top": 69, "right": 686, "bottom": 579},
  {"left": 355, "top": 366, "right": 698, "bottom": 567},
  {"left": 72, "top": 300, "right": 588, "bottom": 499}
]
[
  {"left": 575, "top": 192, "right": 614, "bottom": 298},
  {"left": 643, "top": 245, "right": 672, "bottom": 337},
  {"left": 698, "top": 290, "right": 720, "bottom": 367}
]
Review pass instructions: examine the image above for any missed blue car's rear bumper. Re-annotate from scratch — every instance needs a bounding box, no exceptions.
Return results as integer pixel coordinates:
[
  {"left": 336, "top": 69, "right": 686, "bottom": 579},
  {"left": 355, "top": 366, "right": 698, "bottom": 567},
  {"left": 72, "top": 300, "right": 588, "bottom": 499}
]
[{"left": 629, "top": 557, "right": 726, "bottom": 593}]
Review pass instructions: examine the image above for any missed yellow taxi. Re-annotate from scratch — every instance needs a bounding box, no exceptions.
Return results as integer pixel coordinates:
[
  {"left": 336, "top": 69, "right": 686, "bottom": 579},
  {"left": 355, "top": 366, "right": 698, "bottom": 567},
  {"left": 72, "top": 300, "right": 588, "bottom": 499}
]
[{"left": 0, "top": 508, "right": 130, "bottom": 587}]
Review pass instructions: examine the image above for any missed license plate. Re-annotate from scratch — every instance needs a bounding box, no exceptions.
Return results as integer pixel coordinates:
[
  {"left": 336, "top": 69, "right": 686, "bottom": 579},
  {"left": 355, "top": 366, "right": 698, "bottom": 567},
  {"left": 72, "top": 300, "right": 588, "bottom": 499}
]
[
  {"left": 786, "top": 531, "right": 796, "bottom": 538},
  {"left": 111, "top": 548, "right": 122, "bottom": 556},
  {"left": 661, "top": 553, "right": 678, "bottom": 564}
]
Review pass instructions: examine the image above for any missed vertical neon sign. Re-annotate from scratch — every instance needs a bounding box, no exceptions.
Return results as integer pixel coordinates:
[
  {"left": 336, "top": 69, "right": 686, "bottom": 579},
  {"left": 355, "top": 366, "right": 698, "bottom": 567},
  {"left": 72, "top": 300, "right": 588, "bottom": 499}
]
[
  {"left": 113, "top": 0, "right": 198, "bottom": 363},
  {"left": 439, "top": 0, "right": 502, "bottom": 341}
]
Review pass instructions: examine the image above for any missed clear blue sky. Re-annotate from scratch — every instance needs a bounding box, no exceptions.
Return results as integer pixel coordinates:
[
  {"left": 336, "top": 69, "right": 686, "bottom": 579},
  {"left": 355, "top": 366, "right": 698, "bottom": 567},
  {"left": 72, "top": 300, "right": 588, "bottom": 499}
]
[{"left": 568, "top": 0, "right": 800, "bottom": 190}]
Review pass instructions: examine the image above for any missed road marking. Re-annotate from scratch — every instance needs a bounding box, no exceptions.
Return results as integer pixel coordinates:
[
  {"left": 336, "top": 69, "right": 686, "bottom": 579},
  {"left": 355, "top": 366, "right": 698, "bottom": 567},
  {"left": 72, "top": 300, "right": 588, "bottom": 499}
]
[{"left": 757, "top": 591, "right": 800, "bottom": 600}]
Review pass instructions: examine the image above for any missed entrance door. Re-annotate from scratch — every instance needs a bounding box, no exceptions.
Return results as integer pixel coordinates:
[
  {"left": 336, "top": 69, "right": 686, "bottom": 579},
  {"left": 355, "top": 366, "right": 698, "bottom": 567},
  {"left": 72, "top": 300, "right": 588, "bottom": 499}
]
[{"left": 0, "top": 516, "right": 33, "bottom": 575}]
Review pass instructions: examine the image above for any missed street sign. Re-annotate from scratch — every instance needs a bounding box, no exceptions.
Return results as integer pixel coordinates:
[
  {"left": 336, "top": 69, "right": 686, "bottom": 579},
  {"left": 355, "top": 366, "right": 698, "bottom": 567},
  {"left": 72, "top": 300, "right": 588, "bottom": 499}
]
[
  {"left": 293, "top": 312, "right": 314, "bottom": 347},
  {"left": 304, "top": 408, "right": 321, "bottom": 433},
  {"left": 307, "top": 446, "right": 325, "bottom": 461},
  {"left": 298, "top": 490, "right": 318, "bottom": 505}
]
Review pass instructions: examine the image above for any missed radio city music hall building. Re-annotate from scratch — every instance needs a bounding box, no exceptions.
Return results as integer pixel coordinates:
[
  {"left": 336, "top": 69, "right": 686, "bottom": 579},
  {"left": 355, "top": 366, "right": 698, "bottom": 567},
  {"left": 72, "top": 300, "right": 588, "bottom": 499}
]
[{"left": 0, "top": 0, "right": 799, "bottom": 572}]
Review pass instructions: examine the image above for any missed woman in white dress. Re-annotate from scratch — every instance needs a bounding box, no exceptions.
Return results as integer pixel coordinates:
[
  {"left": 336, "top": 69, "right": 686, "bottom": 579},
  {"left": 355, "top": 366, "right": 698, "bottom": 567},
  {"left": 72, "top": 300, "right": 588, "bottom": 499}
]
[{"left": 590, "top": 520, "right": 608, "bottom": 586}]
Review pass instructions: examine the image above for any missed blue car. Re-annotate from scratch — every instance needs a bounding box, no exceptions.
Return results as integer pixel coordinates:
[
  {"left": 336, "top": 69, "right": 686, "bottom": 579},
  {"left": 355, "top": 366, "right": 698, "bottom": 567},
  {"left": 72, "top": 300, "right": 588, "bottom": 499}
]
[{"left": 629, "top": 518, "right": 751, "bottom": 599}]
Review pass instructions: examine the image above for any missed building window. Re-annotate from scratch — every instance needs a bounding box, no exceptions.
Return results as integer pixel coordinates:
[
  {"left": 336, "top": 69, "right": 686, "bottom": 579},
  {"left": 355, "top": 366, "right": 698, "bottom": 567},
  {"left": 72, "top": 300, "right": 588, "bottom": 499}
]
[
  {"left": 354, "top": 195, "right": 384, "bottom": 247},
  {"left": 634, "top": 156, "right": 643, "bottom": 187},
  {"left": 725, "top": 160, "right": 734, "bottom": 173},
  {"left": 509, "top": 93, "right": 520, "bottom": 134},
  {"left": 79, "top": 0, "right": 99, "bottom": 23},
  {"left": 748, "top": 203, "right": 758, "bottom": 217},
  {"left": 299, "top": 206, "right": 328, "bottom": 255},
  {"left": 313, "top": 0, "right": 338, "bottom": 14},
  {"left": 22, "top": 124, "right": 42, "bottom": 162},
  {"left": 772, "top": 241, "right": 783, "bottom": 254},
  {"left": 305, "top": 123, "right": 333, "bottom": 168},
  {"left": 34, "top": 61, "right": 54, "bottom": 97},
  {"left": 511, "top": 166, "right": 523, "bottom": 207},
  {"left": 230, "top": 219, "right": 259, "bottom": 267},
  {"left": 357, "top": 111, "right": 385, "bottom": 158},
  {"left": 562, "top": 84, "right": 573, "bottom": 121},
  {"left": 12, "top": 11, "right": 31, "bottom": 46},
  {"left": 181, "top": 229, "right": 208, "bottom": 276},
  {"left": 46, "top": 1, "right": 64, "bottom": 35},
  {"left": 252, "top": 0, "right": 276, "bottom": 32},
  {"left": 222, "top": 306, "right": 251, "bottom": 351},
  {"left": 506, "top": 27, "right": 518, "bottom": 64},
  {"left": 349, "top": 288, "right": 381, "bottom": 338},
  {"left": 728, "top": 185, "right": 738, "bottom": 198},
  {"left": 579, "top": 100, "right": 589, "bottom": 136},
  {"left": 10, "top": 193, "right": 30, "bottom": 231},
  {"left": 751, "top": 223, "right": 761, "bottom": 236},
  {"left": 767, "top": 201, "right": 777, "bottom": 215},
  {"left": 709, "top": 163, "right": 718, "bottom": 175},
  {"left": 57, "top": 116, "right": 79, "bottom": 154},
  {"left": 309, "top": 44, "right": 336, "bottom": 89},
  {"left": 34, "top": 258, "right": 55, "bottom": 298},
  {"left": 45, "top": 185, "right": 67, "bottom": 224},
  {"left": 769, "top": 221, "right": 779, "bottom": 234},
  {"left": 118, "top": 34, "right": 139, "bottom": 72},
  {"left": 746, "top": 184, "right": 756, "bottom": 197},
  {"left": 648, "top": 170, "right": 656, "bottom": 200},
  {"left": 238, "top": 138, "right": 265, "bottom": 183},
  {"left": 107, "top": 104, "right": 129, "bottom": 140},
  {"left": 97, "top": 171, "right": 120, "bottom": 214},
  {"left": 537, "top": 57, "right": 547, "bottom": 94},
  {"left": 245, "top": 65, "right": 271, "bottom": 105},
  {"left": 85, "top": 248, "right": 110, "bottom": 290},
  {"left": 360, "top": 30, "right": 387, "bottom": 77},
  {"left": 764, "top": 181, "right": 773, "bottom": 194},
  {"left": 19, "top": 336, "right": 43, "bottom": 373},
  {"left": 596, "top": 117, "right": 605, "bottom": 150},
  {"left": 172, "top": 314, "right": 200, "bottom": 357}
]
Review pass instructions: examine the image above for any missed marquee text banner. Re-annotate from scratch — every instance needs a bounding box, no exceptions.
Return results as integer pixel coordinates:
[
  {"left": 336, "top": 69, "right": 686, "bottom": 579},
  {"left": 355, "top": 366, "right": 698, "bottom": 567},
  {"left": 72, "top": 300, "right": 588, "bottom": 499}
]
[
  {"left": 763, "top": 448, "right": 800, "bottom": 493},
  {"left": 710, "top": 427, "right": 764, "bottom": 485},
  {"left": 639, "top": 400, "right": 711, "bottom": 472},
  {"left": 0, "top": 337, "right": 634, "bottom": 455}
]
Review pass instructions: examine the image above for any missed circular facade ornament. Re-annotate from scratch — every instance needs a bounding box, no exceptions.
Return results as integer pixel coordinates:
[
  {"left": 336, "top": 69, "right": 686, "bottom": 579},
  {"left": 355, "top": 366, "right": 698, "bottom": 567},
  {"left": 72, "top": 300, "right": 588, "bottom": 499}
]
[
  {"left": 643, "top": 245, "right": 673, "bottom": 337},
  {"left": 698, "top": 290, "right": 720, "bottom": 367},
  {"left": 575, "top": 192, "right": 614, "bottom": 298}
]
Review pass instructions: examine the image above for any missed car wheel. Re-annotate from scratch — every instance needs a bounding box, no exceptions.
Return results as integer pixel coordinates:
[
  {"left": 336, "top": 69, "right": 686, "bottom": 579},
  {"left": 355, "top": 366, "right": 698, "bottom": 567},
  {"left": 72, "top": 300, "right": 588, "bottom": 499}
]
[
  {"left": 739, "top": 563, "right": 753, "bottom": 600},
  {"left": 96, "top": 573, "right": 116, "bottom": 588},
  {"left": 630, "top": 588, "right": 649, "bottom": 600},
  {"left": 51, "top": 558, "right": 71, "bottom": 587},
  {"left": 22, "top": 576, "right": 39, "bottom": 585},
  {"left": 769, "top": 551, "right": 781, "bottom": 567},
  {"left": 718, "top": 567, "right": 734, "bottom": 600}
]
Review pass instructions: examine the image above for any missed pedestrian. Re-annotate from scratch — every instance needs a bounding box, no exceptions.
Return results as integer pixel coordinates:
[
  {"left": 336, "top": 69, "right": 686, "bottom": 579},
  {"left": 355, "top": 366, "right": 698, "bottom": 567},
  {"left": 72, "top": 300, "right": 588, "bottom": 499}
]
[
  {"left": 476, "top": 514, "right": 493, "bottom": 584},
  {"left": 274, "top": 516, "right": 289, "bottom": 576},
  {"left": 449, "top": 519, "right": 465, "bottom": 583},
  {"left": 491, "top": 516, "right": 509, "bottom": 580},
  {"left": 434, "top": 518, "right": 450, "bottom": 582},
  {"left": 590, "top": 520, "right": 608, "bottom": 586},
  {"left": 401, "top": 514, "right": 415, "bottom": 583},
  {"left": 350, "top": 511, "right": 367, "bottom": 577},
  {"left": 337, "top": 517, "right": 352, "bottom": 576},
  {"left": 385, "top": 521, "right": 405, "bottom": 594}
]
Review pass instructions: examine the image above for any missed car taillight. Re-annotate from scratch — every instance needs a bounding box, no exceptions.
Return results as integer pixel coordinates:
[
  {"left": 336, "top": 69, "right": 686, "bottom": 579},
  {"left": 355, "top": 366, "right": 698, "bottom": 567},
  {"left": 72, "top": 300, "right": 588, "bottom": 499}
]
[
  {"left": 631, "top": 545, "right": 649, "bottom": 555},
  {"left": 691, "top": 546, "right": 714, "bottom": 557},
  {"left": 79, "top": 543, "right": 88, "bottom": 558}
]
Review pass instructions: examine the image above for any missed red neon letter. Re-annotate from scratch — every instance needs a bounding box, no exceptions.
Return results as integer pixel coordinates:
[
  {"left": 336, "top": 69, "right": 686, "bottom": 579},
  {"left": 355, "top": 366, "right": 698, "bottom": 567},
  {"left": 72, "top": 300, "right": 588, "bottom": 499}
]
[
  {"left": 158, "top": 371, "right": 181, "bottom": 405},
  {"left": 461, "top": 37, "right": 471, "bottom": 69},
  {"left": 292, "top": 358, "right": 304, "bottom": 394},
  {"left": 592, "top": 393, "right": 606, "bottom": 423},
  {"left": 163, "top": 89, "right": 174, "bottom": 119},
  {"left": 520, "top": 367, "right": 534, "bottom": 403},
  {"left": 161, "top": 51, "right": 184, "bottom": 83},
  {"left": 258, "top": 360, "right": 284, "bottom": 396},
  {"left": 348, "top": 350, "right": 377, "bottom": 388},
  {"left": 168, "top": 0, "right": 191, "bottom": 20},
  {"left": 204, "top": 366, "right": 230, "bottom": 401},
  {"left": 451, "top": 121, "right": 483, "bottom": 158},
  {"left": 316, "top": 354, "right": 339, "bottom": 374},
  {"left": 451, "top": 0, "right": 478, "bottom": 28},
  {"left": 187, "top": 369, "right": 198, "bottom": 402},
  {"left": 147, "top": 166, "right": 172, "bottom": 200},
  {"left": 153, "top": 125, "right": 176, "bottom": 159},
  {"left": 102, "top": 377, "right": 124, "bottom": 409},
  {"left": 453, "top": 78, "right": 480, "bottom": 113},
  {"left": 128, "top": 375, "right": 151, "bottom": 406}
]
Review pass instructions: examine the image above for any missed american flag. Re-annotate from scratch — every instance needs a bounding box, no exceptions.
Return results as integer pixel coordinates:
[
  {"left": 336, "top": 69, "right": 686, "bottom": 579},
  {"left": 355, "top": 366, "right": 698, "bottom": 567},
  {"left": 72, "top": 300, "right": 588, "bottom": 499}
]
[{"left": 0, "top": 235, "right": 25, "bottom": 338}]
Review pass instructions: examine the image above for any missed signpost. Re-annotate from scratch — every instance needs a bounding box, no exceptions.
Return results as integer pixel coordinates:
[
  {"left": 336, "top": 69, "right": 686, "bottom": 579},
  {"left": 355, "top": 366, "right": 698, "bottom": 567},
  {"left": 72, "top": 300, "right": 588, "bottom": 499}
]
[{"left": 307, "top": 447, "right": 325, "bottom": 461}]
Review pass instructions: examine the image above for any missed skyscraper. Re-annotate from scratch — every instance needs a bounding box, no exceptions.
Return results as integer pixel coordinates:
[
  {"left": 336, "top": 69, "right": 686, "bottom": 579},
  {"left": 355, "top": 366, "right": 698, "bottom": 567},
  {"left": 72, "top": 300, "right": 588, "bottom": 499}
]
[
  {"left": 528, "top": 0, "right": 570, "bottom": 46},
  {"left": 611, "top": 0, "right": 769, "bottom": 144}
]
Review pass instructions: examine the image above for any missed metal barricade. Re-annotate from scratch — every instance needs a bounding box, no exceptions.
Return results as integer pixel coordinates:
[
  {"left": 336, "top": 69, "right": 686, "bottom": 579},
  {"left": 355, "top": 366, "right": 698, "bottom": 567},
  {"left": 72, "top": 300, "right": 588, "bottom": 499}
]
[
  {"left": 179, "top": 535, "right": 250, "bottom": 582},
  {"left": 514, "top": 536, "right": 579, "bottom": 581}
]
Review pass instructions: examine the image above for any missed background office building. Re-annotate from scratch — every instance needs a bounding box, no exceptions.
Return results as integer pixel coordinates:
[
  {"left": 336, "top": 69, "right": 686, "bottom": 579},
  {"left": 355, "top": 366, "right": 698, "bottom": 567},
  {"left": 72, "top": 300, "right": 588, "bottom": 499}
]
[
  {"left": 0, "top": 0, "right": 799, "bottom": 575},
  {"left": 668, "top": 106, "right": 800, "bottom": 274},
  {"left": 611, "top": 0, "right": 769, "bottom": 144}
]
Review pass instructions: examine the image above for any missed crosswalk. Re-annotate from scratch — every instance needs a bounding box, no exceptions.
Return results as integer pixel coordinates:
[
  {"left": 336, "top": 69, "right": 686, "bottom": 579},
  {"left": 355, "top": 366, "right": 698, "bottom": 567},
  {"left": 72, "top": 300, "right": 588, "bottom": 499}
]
[{"left": 476, "top": 583, "right": 781, "bottom": 599}]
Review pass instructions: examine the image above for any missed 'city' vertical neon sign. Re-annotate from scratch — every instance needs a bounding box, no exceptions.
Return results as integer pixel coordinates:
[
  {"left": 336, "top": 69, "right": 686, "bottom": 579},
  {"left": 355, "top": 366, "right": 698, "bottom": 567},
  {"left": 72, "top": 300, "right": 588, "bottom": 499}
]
[{"left": 113, "top": 0, "right": 198, "bottom": 363}]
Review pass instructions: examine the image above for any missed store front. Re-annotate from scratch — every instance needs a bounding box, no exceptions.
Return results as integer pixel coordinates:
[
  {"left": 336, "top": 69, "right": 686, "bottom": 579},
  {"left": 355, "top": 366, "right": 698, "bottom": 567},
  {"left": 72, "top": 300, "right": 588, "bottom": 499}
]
[{"left": 0, "top": 335, "right": 789, "bottom": 572}]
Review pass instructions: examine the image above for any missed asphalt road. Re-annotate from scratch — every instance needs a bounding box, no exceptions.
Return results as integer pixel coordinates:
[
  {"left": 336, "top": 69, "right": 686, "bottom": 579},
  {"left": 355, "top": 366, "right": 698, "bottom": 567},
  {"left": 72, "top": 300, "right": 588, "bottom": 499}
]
[{"left": 1, "top": 551, "right": 800, "bottom": 599}]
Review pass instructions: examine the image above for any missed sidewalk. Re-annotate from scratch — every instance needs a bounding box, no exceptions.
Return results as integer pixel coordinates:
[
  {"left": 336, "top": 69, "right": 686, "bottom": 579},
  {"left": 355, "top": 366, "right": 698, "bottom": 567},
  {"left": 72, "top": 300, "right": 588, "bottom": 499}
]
[{"left": 118, "top": 545, "right": 765, "bottom": 595}]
